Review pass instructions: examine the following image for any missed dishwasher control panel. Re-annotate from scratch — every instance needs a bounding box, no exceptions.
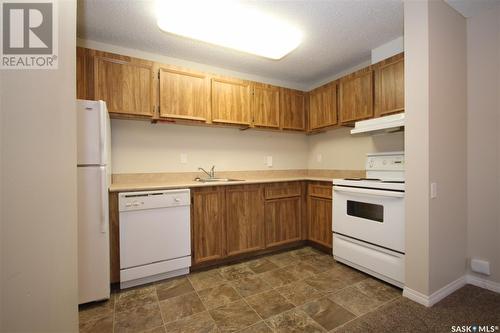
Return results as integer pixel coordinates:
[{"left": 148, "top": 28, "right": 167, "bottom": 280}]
[{"left": 118, "top": 189, "right": 190, "bottom": 212}]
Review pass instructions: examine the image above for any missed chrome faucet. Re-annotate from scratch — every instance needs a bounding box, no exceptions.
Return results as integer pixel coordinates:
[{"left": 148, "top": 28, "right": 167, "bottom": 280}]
[{"left": 198, "top": 165, "right": 216, "bottom": 179}]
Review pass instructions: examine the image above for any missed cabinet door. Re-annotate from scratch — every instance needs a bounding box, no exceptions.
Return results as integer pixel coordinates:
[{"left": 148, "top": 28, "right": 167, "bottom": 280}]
[
  {"left": 280, "top": 88, "right": 305, "bottom": 131},
  {"left": 159, "top": 66, "right": 210, "bottom": 122},
  {"left": 309, "top": 82, "right": 338, "bottom": 130},
  {"left": 339, "top": 69, "right": 373, "bottom": 124},
  {"left": 252, "top": 83, "right": 280, "bottom": 128},
  {"left": 307, "top": 183, "right": 332, "bottom": 248},
  {"left": 211, "top": 77, "right": 251, "bottom": 125},
  {"left": 76, "top": 47, "right": 97, "bottom": 101},
  {"left": 375, "top": 56, "right": 404, "bottom": 116},
  {"left": 94, "top": 53, "right": 155, "bottom": 117},
  {"left": 225, "top": 185, "right": 265, "bottom": 256},
  {"left": 192, "top": 187, "right": 226, "bottom": 264},
  {"left": 265, "top": 197, "right": 301, "bottom": 247},
  {"left": 308, "top": 197, "right": 332, "bottom": 248}
]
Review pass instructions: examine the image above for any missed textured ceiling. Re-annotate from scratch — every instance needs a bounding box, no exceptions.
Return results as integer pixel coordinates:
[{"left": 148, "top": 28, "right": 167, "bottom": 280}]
[
  {"left": 77, "top": 0, "right": 404, "bottom": 88},
  {"left": 445, "top": 0, "right": 499, "bottom": 18}
]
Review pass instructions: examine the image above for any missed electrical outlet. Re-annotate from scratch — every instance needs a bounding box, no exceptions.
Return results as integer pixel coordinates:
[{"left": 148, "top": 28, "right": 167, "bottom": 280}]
[
  {"left": 180, "top": 153, "right": 188, "bottom": 164},
  {"left": 266, "top": 156, "right": 273, "bottom": 167},
  {"left": 317, "top": 154, "right": 322, "bottom": 163},
  {"left": 471, "top": 258, "right": 490, "bottom": 275}
]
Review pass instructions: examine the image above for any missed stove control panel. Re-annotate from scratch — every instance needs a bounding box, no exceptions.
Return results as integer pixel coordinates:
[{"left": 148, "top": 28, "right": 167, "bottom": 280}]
[{"left": 366, "top": 153, "right": 405, "bottom": 171}]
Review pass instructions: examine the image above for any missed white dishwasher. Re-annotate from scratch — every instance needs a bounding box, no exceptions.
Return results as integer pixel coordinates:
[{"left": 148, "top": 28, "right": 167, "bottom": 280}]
[{"left": 119, "top": 189, "right": 191, "bottom": 289}]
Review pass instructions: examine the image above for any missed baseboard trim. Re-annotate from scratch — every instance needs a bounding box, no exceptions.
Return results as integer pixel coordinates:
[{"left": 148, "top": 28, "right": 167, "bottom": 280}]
[
  {"left": 402, "top": 286, "right": 431, "bottom": 307},
  {"left": 403, "top": 275, "right": 466, "bottom": 307},
  {"left": 466, "top": 275, "right": 500, "bottom": 293},
  {"left": 428, "top": 276, "right": 467, "bottom": 306}
]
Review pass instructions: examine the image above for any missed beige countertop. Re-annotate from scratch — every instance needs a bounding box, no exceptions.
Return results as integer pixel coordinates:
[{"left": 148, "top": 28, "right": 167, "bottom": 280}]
[
  {"left": 109, "top": 176, "right": 337, "bottom": 192},
  {"left": 109, "top": 169, "right": 365, "bottom": 193}
]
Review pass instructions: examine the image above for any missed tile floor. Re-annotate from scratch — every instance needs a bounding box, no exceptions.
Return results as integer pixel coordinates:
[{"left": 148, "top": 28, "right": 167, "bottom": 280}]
[{"left": 79, "top": 247, "right": 500, "bottom": 333}]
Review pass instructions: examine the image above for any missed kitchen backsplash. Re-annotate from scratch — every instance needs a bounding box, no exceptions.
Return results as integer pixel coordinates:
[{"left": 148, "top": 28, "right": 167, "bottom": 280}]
[{"left": 111, "top": 119, "right": 404, "bottom": 174}]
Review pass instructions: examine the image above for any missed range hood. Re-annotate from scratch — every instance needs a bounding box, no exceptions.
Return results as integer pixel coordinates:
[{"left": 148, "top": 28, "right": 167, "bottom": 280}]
[{"left": 351, "top": 113, "right": 405, "bottom": 135}]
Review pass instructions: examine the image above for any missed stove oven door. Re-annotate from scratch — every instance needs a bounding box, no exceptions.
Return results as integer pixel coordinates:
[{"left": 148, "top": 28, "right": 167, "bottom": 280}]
[{"left": 332, "top": 186, "right": 405, "bottom": 253}]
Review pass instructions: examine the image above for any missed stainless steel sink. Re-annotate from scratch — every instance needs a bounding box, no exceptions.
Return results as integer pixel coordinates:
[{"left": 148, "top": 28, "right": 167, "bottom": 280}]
[{"left": 194, "top": 177, "right": 243, "bottom": 183}]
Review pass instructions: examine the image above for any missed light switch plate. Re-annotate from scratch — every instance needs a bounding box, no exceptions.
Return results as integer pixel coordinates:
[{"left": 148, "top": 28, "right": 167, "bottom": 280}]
[
  {"left": 180, "top": 153, "right": 188, "bottom": 164},
  {"left": 266, "top": 156, "right": 273, "bottom": 167},
  {"left": 317, "top": 154, "right": 322, "bottom": 163},
  {"left": 430, "top": 182, "right": 437, "bottom": 199}
]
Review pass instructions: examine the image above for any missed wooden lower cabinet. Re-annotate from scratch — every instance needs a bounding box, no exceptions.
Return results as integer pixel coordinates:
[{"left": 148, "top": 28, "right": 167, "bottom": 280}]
[
  {"left": 225, "top": 184, "right": 265, "bottom": 256},
  {"left": 191, "top": 187, "right": 226, "bottom": 264},
  {"left": 265, "top": 196, "right": 301, "bottom": 247},
  {"left": 307, "top": 183, "right": 333, "bottom": 249},
  {"left": 190, "top": 182, "right": 306, "bottom": 267},
  {"left": 108, "top": 181, "right": 333, "bottom": 278},
  {"left": 109, "top": 192, "right": 120, "bottom": 283}
]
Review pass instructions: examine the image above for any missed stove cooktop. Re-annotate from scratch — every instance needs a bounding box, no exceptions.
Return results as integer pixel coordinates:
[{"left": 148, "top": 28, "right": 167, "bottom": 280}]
[
  {"left": 333, "top": 178, "right": 405, "bottom": 191},
  {"left": 343, "top": 178, "right": 405, "bottom": 184}
]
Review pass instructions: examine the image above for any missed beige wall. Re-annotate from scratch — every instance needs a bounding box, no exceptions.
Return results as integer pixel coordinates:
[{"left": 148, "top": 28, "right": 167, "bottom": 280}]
[
  {"left": 404, "top": 0, "right": 467, "bottom": 297},
  {"left": 111, "top": 120, "right": 309, "bottom": 174},
  {"left": 404, "top": 0, "right": 431, "bottom": 296},
  {"left": 0, "top": 56, "right": 3, "bottom": 328},
  {"left": 466, "top": 3, "right": 500, "bottom": 284},
  {"left": 428, "top": 0, "right": 467, "bottom": 293},
  {"left": 111, "top": 120, "right": 405, "bottom": 175},
  {"left": 0, "top": 1, "right": 78, "bottom": 331},
  {"left": 307, "top": 128, "right": 404, "bottom": 170}
]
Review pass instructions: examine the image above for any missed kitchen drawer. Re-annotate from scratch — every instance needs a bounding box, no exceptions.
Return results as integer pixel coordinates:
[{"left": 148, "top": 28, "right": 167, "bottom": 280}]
[
  {"left": 264, "top": 182, "right": 301, "bottom": 200},
  {"left": 308, "top": 183, "right": 332, "bottom": 199}
]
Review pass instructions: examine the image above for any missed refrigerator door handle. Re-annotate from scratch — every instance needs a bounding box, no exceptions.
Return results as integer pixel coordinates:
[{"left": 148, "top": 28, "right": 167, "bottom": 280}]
[
  {"left": 100, "top": 169, "right": 107, "bottom": 234},
  {"left": 99, "top": 103, "right": 107, "bottom": 166}
]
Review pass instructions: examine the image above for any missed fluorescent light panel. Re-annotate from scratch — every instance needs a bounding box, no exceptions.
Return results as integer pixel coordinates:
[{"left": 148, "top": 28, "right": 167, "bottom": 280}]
[{"left": 155, "top": 0, "right": 302, "bottom": 60}]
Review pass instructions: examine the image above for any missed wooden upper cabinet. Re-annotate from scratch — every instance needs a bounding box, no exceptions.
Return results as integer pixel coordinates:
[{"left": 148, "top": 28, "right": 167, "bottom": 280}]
[
  {"left": 191, "top": 187, "right": 226, "bottom": 264},
  {"left": 77, "top": 47, "right": 94, "bottom": 100},
  {"left": 280, "top": 88, "right": 306, "bottom": 131},
  {"left": 374, "top": 53, "right": 404, "bottom": 117},
  {"left": 158, "top": 66, "right": 210, "bottom": 122},
  {"left": 211, "top": 77, "right": 251, "bottom": 126},
  {"left": 339, "top": 69, "right": 374, "bottom": 124},
  {"left": 225, "top": 184, "right": 265, "bottom": 256},
  {"left": 77, "top": 47, "right": 401, "bottom": 132},
  {"left": 308, "top": 82, "right": 338, "bottom": 130},
  {"left": 252, "top": 83, "right": 280, "bottom": 128},
  {"left": 94, "top": 52, "right": 155, "bottom": 117}
]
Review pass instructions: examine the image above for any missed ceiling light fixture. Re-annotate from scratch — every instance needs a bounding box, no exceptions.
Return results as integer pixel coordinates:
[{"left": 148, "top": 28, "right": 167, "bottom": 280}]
[{"left": 155, "top": 0, "right": 303, "bottom": 60}]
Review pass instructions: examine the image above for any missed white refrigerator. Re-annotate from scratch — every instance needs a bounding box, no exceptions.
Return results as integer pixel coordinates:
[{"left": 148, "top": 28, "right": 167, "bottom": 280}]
[{"left": 77, "top": 99, "right": 111, "bottom": 304}]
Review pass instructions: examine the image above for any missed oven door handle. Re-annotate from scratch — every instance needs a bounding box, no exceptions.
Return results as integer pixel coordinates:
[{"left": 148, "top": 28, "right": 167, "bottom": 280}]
[{"left": 333, "top": 186, "right": 404, "bottom": 198}]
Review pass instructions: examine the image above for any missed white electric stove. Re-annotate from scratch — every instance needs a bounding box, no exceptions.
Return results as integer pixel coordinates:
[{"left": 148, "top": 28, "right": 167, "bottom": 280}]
[{"left": 332, "top": 151, "right": 405, "bottom": 288}]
